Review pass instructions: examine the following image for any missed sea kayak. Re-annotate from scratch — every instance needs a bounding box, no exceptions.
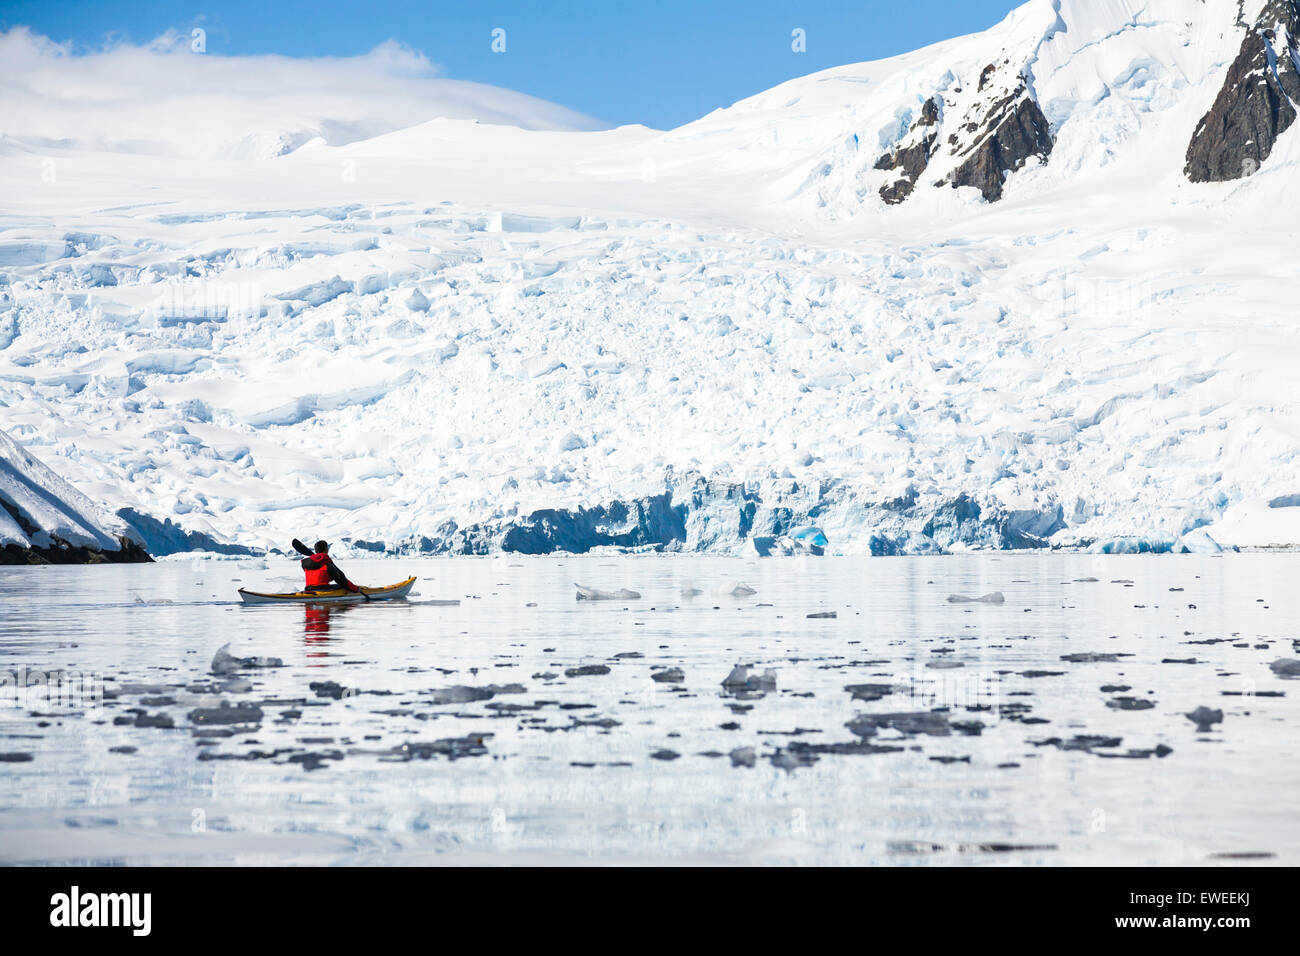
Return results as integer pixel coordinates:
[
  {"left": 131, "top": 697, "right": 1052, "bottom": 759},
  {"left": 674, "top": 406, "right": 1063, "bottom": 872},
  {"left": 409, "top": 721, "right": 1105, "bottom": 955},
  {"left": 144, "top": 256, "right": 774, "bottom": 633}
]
[{"left": 238, "top": 577, "right": 417, "bottom": 605}]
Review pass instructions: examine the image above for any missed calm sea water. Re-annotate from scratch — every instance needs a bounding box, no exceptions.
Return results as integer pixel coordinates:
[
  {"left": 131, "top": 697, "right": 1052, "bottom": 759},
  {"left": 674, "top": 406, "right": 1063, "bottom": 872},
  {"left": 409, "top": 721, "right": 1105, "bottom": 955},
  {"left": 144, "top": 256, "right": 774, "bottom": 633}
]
[{"left": 1, "top": 553, "right": 1296, "bottom": 865}]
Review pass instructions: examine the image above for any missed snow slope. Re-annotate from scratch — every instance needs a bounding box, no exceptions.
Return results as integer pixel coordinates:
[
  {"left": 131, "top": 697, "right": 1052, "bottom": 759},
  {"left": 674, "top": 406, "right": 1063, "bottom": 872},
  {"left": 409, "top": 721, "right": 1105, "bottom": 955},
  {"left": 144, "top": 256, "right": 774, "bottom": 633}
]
[{"left": 1, "top": 0, "right": 1298, "bottom": 555}]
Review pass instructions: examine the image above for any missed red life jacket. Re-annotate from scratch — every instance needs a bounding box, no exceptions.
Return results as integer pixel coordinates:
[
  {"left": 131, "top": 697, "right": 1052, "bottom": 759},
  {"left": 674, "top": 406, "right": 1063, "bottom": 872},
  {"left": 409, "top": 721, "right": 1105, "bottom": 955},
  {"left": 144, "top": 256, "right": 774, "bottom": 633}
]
[{"left": 303, "top": 553, "right": 332, "bottom": 588}]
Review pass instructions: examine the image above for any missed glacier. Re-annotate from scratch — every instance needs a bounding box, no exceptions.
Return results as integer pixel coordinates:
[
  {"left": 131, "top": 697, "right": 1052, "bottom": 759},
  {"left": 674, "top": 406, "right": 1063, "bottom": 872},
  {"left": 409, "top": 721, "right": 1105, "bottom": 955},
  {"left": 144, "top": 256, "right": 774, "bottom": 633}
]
[{"left": 1, "top": 0, "right": 1298, "bottom": 557}]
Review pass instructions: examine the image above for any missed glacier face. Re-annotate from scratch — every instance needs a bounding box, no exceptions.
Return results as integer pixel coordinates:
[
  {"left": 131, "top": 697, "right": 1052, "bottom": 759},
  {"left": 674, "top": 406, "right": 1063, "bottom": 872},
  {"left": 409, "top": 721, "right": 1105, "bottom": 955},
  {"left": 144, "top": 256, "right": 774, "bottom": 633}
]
[{"left": 0, "top": 0, "right": 1298, "bottom": 556}]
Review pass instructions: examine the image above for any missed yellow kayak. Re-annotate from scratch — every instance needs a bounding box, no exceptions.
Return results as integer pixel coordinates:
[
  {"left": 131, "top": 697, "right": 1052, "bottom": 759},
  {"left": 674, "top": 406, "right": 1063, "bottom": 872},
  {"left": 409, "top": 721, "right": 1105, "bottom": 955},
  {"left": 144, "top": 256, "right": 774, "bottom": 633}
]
[{"left": 238, "top": 577, "right": 417, "bottom": 604}]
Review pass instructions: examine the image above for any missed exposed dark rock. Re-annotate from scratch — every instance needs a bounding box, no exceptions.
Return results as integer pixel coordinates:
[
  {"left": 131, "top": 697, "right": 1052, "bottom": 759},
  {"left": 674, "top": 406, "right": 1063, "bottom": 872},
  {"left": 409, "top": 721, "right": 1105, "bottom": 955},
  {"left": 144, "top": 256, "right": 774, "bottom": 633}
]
[
  {"left": 0, "top": 507, "right": 152, "bottom": 567},
  {"left": 876, "top": 96, "right": 942, "bottom": 204},
  {"left": 1185, "top": 0, "right": 1300, "bottom": 182},
  {"left": 0, "top": 432, "right": 153, "bottom": 565},
  {"left": 945, "top": 78, "right": 1054, "bottom": 202}
]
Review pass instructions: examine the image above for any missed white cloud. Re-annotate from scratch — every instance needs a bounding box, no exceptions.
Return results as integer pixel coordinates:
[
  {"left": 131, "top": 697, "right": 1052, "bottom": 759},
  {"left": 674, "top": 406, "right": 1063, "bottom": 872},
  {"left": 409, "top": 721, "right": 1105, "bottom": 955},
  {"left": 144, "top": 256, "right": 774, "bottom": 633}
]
[{"left": 0, "top": 27, "right": 603, "bottom": 159}]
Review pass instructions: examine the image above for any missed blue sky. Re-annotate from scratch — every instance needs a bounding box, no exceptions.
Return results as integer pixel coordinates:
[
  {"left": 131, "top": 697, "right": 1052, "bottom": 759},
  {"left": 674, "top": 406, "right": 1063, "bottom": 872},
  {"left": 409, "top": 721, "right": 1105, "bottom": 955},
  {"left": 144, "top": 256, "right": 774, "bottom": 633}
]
[{"left": 1, "top": 0, "right": 1019, "bottom": 129}]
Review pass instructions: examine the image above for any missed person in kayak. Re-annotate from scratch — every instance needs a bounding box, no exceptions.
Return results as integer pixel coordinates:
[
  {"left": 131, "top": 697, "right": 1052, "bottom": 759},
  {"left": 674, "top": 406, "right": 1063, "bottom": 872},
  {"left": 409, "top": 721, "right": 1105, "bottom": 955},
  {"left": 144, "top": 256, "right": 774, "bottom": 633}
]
[{"left": 292, "top": 539, "right": 360, "bottom": 594}]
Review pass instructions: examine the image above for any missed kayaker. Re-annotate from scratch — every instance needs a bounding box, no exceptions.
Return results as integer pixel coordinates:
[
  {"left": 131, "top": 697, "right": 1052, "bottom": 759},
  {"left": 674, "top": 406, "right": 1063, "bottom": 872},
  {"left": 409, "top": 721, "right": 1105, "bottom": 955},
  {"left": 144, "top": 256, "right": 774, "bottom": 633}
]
[{"left": 292, "top": 539, "right": 359, "bottom": 593}]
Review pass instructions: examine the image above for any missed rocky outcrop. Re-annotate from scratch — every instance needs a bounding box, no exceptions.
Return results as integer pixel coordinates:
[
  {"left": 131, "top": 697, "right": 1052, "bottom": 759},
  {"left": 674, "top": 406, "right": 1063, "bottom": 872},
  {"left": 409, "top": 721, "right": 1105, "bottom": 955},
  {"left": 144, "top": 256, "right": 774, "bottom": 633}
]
[
  {"left": 1185, "top": 0, "right": 1300, "bottom": 182},
  {"left": 0, "top": 427, "right": 152, "bottom": 565},
  {"left": 945, "top": 84, "right": 1054, "bottom": 201},
  {"left": 873, "top": 60, "right": 1053, "bottom": 206},
  {"left": 875, "top": 97, "right": 942, "bottom": 205},
  {"left": 0, "top": 497, "right": 150, "bottom": 565},
  {"left": 0, "top": 534, "right": 150, "bottom": 566}
]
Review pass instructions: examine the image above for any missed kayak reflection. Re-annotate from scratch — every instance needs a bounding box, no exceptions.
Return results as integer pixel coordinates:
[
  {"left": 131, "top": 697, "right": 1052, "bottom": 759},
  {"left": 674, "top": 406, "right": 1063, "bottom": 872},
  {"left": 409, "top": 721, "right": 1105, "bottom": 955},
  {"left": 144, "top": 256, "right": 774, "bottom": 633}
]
[{"left": 304, "top": 602, "right": 357, "bottom": 654}]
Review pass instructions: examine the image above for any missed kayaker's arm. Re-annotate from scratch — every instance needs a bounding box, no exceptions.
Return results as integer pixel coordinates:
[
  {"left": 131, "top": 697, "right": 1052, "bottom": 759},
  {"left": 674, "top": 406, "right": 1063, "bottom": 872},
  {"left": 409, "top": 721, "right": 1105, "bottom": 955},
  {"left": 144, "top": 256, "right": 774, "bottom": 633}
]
[{"left": 325, "top": 557, "right": 359, "bottom": 593}]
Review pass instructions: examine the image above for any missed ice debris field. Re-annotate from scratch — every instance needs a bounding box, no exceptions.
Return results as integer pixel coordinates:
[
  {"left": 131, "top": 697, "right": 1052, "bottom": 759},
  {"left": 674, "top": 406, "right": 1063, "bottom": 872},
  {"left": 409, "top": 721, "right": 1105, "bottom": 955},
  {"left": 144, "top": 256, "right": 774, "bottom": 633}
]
[{"left": 2, "top": 0, "right": 1300, "bottom": 557}]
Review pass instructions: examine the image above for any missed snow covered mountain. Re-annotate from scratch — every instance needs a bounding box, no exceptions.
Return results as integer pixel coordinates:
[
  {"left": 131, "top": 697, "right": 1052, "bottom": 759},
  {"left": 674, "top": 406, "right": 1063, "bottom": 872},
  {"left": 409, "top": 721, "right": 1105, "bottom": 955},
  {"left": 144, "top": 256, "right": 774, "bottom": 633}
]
[
  {"left": 2, "top": 0, "right": 1299, "bottom": 556},
  {"left": 0, "top": 426, "right": 148, "bottom": 563}
]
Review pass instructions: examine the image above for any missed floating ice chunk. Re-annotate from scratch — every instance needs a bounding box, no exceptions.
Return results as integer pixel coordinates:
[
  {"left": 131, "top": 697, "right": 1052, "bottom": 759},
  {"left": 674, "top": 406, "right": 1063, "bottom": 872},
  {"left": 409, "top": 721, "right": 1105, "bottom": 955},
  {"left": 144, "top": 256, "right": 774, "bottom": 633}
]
[
  {"left": 1269, "top": 659, "right": 1300, "bottom": 678},
  {"left": 720, "top": 583, "right": 757, "bottom": 597},
  {"left": 651, "top": 668, "right": 685, "bottom": 683},
  {"left": 574, "top": 583, "right": 641, "bottom": 601},
  {"left": 680, "top": 586, "right": 703, "bottom": 598},
  {"left": 847, "top": 711, "right": 951, "bottom": 737},
  {"left": 722, "top": 664, "right": 776, "bottom": 691},
  {"left": 946, "top": 592, "right": 1005, "bottom": 604},
  {"left": 431, "top": 685, "right": 495, "bottom": 704},
  {"left": 729, "top": 747, "right": 757, "bottom": 768},
  {"left": 756, "top": 526, "right": 828, "bottom": 556},
  {"left": 210, "top": 642, "right": 283, "bottom": 675},
  {"left": 1185, "top": 706, "right": 1223, "bottom": 731},
  {"left": 188, "top": 701, "right": 264, "bottom": 725},
  {"left": 1173, "top": 529, "right": 1223, "bottom": 554},
  {"left": 210, "top": 644, "right": 240, "bottom": 676}
]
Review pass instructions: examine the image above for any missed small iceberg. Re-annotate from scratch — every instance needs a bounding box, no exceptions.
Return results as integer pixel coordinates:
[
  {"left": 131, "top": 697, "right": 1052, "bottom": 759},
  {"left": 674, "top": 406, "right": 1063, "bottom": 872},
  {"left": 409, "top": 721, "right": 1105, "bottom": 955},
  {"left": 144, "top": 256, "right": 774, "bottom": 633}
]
[
  {"left": 211, "top": 643, "right": 284, "bottom": 675},
  {"left": 752, "top": 526, "right": 827, "bottom": 557},
  {"left": 574, "top": 583, "right": 641, "bottom": 601},
  {"left": 946, "top": 592, "right": 1005, "bottom": 604},
  {"left": 1186, "top": 706, "right": 1223, "bottom": 731},
  {"left": 1269, "top": 659, "right": 1300, "bottom": 678},
  {"left": 721, "top": 664, "right": 776, "bottom": 692},
  {"left": 1172, "top": 529, "right": 1224, "bottom": 554}
]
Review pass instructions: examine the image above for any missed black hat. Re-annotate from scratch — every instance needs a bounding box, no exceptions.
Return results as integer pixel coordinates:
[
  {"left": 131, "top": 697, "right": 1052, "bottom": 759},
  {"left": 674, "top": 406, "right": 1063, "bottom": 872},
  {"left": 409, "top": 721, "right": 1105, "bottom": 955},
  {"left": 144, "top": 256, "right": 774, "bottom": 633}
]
[{"left": 314, "top": 540, "right": 329, "bottom": 553}]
